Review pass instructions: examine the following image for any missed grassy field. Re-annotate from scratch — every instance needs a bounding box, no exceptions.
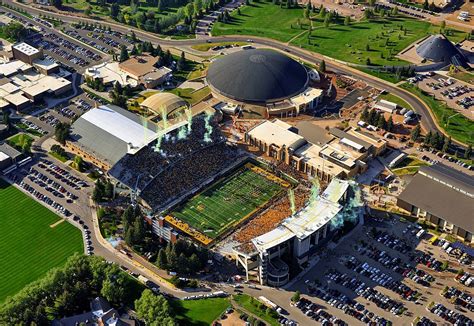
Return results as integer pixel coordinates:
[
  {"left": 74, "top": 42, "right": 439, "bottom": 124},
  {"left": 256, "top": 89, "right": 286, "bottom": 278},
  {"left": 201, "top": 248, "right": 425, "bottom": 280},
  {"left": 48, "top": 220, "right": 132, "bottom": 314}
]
[
  {"left": 400, "top": 83, "right": 474, "bottom": 146},
  {"left": 169, "top": 164, "right": 285, "bottom": 239},
  {"left": 172, "top": 298, "right": 230, "bottom": 326},
  {"left": 233, "top": 294, "right": 280, "bottom": 326},
  {"left": 392, "top": 156, "right": 430, "bottom": 176},
  {"left": 291, "top": 16, "right": 465, "bottom": 67},
  {"left": 378, "top": 93, "right": 413, "bottom": 110},
  {"left": 449, "top": 70, "right": 474, "bottom": 84},
  {"left": 212, "top": 2, "right": 311, "bottom": 42},
  {"left": 0, "top": 179, "right": 83, "bottom": 303},
  {"left": 167, "top": 87, "right": 211, "bottom": 105}
]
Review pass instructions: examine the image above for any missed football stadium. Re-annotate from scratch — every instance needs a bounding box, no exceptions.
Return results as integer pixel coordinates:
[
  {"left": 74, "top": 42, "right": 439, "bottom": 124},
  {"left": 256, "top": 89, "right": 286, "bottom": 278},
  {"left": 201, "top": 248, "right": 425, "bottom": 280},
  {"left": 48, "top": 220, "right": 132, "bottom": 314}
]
[{"left": 165, "top": 162, "right": 291, "bottom": 245}]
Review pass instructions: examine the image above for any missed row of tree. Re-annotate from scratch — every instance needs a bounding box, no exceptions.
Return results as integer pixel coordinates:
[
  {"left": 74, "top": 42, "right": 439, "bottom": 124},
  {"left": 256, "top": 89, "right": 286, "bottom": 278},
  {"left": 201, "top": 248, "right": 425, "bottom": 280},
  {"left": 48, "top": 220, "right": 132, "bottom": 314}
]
[
  {"left": 0, "top": 21, "right": 27, "bottom": 42},
  {"left": 156, "top": 239, "right": 209, "bottom": 275},
  {"left": 360, "top": 108, "right": 395, "bottom": 132}
]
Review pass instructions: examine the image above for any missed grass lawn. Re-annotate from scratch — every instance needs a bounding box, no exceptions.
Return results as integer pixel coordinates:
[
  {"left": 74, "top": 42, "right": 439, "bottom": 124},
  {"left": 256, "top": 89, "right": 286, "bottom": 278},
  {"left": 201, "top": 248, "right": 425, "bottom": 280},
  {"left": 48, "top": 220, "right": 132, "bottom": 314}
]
[
  {"left": 0, "top": 179, "right": 83, "bottom": 303},
  {"left": 191, "top": 41, "right": 248, "bottom": 52},
  {"left": 7, "top": 133, "right": 33, "bottom": 151},
  {"left": 169, "top": 163, "right": 285, "bottom": 239},
  {"left": 233, "top": 294, "right": 280, "bottom": 326},
  {"left": 378, "top": 92, "right": 413, "bottom": 110},
  {"left": 167, "top": 87, "right": 211, "bottom": 105},
  {"left": 212, "top": 2, "right": 311, "bottom": 42},
  {"left": 172, "top": 298, "right": 230, "bottom": 326},
  {"left": 400, "top": 83, "right": 474, "bottom": 146},
  {"left": 392, "top": 156, "right": 430, "bottom": 175},
  {"left": 49, "top": 151, "right": 69, "bottom": 163},
  {"left": 291, "top": 16, "right": 465, "bottom": 67}
]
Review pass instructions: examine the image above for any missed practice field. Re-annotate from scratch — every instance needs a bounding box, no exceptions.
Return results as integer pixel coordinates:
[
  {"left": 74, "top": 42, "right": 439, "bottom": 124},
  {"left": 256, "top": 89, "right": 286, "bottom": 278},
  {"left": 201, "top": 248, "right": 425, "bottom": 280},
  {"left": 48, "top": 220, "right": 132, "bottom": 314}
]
[
  {"left": 0, "top": 179, "right": 83, "bottom": 303},
  {"left": 169, "top": 163, "right": 288, "bottom": 241}
]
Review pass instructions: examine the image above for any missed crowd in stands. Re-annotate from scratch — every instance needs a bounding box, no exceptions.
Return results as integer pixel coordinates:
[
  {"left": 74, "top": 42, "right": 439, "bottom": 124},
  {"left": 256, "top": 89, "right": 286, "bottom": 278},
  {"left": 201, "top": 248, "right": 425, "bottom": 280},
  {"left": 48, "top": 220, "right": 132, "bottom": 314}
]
[
  {"left": 109, "top": 114, "right": 227, "bottom": 190},
  {"left": 233, "top": 186, "right": 310, "bottom": 244},
  {"left": 141, "top": 142, "right": 245, "bottom": 211},
  {"left": 109, "top": 114, "right": 246, "bottom": 211}
]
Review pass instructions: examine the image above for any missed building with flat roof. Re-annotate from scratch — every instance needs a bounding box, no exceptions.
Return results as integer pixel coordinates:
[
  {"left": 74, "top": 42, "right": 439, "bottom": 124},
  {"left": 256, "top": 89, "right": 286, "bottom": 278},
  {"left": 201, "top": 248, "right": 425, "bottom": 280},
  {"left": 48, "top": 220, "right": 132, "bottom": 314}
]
[
  {"left": 206, "top": 49, "right": 323, "bottom": 117},
  {"left": 397, "top": 164, "right": 474, "bottom": 243},
  {"left": 373, "top": 99, "right": 398, "bottom": 113},
  {"left": 0, "top": 142, "right": 22, "bottom": 172},
  {"left": 234, "top": 178, "right": 355, "bottom": 286},
  {"left": 12, "top": 42, "right": 43, "bottom": 65},
  {"left": 86, "top": 55, "right": 172, "bottom": 89},
  {"left": 246, "top": 121, "right": 387, "bottom": 181}
]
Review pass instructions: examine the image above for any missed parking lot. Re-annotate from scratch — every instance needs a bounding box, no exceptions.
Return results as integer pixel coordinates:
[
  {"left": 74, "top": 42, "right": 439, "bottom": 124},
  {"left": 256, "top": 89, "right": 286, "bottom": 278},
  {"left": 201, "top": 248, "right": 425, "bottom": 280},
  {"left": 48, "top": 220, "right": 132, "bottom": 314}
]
[
  {"left": 290, "top": 216, "right": 473, "bottom": 325},
  {"left": 409, "top": 73, "right": 474, "bottom": 120},
  {"left": 63, "top": 23, "right": 133, "bottom": 54},
  {"left": 1, "top": 9, "right": 106, "bottom": 71}
]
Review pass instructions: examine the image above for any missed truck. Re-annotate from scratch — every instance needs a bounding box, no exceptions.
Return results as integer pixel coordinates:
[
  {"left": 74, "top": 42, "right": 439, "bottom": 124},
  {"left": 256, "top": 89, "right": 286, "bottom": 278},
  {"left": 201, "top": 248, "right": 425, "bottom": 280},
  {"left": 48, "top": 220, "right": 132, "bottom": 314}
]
[{"left": 138, "top": 275, "right": 149, "bottom": 284}]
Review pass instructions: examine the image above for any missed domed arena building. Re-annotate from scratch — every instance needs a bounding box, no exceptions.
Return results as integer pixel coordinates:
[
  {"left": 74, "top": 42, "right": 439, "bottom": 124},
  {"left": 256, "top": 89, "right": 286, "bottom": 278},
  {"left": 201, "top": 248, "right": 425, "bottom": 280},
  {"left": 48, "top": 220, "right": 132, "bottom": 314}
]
[{"left": 206, "top": 49, "right": 323, "bottom": 117}]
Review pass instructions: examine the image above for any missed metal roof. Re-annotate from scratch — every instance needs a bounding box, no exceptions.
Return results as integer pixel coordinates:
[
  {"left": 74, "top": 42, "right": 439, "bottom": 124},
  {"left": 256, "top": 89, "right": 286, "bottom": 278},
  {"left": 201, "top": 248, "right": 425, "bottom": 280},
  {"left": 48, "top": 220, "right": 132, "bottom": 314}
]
[
  {"left": 141, "top": 92, "right": 188, "bottom": 116},
  {"left": 416, "top": 34, "right": 467, "bottom": 66},
  {"left": 207, "top": 49, "right": 308, "bottom": 104},
  {"left": 398, "top": 165, "right": 474, "bottom": 233},
  {"left": 69, "top": 105, "right": 157, "bottom": 166}
]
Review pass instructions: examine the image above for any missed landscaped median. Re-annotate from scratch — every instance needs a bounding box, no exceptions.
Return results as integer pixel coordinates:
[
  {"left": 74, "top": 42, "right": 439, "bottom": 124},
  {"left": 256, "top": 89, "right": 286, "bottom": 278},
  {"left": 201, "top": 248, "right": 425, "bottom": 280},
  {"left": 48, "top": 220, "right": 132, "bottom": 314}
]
[
  {"left": 400, "top": 83, "right": 474, "bottom": 146},
  {"left": 391, "top": 156, "right": 430, "bottom": 176}
]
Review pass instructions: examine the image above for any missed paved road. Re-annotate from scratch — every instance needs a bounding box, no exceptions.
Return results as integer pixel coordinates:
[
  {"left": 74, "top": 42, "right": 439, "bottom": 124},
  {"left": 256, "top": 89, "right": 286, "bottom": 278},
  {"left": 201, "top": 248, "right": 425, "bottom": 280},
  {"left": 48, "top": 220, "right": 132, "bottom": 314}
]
[{"left": 4, "top": 0, "right": 468, "bottom": 150}]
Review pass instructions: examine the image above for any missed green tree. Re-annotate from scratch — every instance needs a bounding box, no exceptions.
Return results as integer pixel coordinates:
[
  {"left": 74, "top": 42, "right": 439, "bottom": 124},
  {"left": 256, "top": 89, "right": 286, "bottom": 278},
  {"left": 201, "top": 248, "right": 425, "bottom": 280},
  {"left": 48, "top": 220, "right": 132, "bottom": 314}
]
[
  {"left": 119, "top": 45, "right": 129, "bottom": 62},
  {"left": 344, "top": 16, "right": 350, "bottom": 26},
  {"left": 360, "top": 107, "right": 369, "bottom": 122},
  {"left": 411, "top": 124, "right": 421, "bottom": 142},
  {"left": 291, "top": 290, "right": 301, "bottom": 302},
  {"left": 157, "top": 248, "right": 168, "bottom": 269},
  {"left": 442, "top": 136, "right": 451, "bottom": 153},
  {"left": 319, "top": 60, "right": 326, "bottom": 73},
  {"left": 386, "top": 116, "right": 394, "bottom": 132},
  {"left": 134, "top": 290, "right": 176, "bottom": 325},
  {"left": 465, "top": 145, "right": 472, "bottom": 160},
  {"left": 52, "top": 0, "right": 62, "bottom": 8},
  {"left": 101, "top": 265, "right": 130, "bottom": 305},
  {"left": 177, "top": 51, "right": 186, "bottom": 71},
  {"left": 110, "top": 3, "right": 120, "bottom": 19}
]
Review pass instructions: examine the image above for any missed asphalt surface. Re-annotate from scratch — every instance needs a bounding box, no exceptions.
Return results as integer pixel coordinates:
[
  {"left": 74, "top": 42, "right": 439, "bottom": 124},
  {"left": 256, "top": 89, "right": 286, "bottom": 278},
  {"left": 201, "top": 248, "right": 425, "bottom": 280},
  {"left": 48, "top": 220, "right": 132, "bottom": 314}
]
[{"left": 3, "top": 0, "right": 466, "bottom": 150}]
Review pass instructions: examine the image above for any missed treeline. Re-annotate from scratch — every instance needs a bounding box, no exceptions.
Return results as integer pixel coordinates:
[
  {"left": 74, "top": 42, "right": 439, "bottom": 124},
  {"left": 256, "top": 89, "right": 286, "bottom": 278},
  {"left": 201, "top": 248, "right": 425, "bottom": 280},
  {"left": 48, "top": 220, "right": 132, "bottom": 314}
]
[
  {"left": 156, "top": 239, "right": 209, "bottom": 275},
  {"left": 0, "top": 255, "right": 138, "bottom": 324},
  {"left": 109, "top": 0, "right": 228, "bottom": 35},
  {"left": 360, "top": 107, "right": 395, "bottom": 132}
]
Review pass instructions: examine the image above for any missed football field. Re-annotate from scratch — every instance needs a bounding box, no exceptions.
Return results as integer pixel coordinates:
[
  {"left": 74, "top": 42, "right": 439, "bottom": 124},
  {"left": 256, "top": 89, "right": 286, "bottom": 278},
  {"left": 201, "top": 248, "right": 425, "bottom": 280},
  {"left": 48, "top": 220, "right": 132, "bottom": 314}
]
[
  {"left": 170, "top": 164, "right": 287, "bottom": 240},
  {"left": 0, "top": 179, "right": 83, "bottom": 303}
]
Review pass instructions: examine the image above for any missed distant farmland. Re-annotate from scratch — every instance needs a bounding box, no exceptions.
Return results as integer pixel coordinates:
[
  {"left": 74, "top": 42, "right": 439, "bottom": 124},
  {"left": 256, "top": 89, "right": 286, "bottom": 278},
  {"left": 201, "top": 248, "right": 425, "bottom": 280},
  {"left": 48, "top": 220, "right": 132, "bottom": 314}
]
[{"left": 0, "top": 179, "right": 83, "bottom": 303}]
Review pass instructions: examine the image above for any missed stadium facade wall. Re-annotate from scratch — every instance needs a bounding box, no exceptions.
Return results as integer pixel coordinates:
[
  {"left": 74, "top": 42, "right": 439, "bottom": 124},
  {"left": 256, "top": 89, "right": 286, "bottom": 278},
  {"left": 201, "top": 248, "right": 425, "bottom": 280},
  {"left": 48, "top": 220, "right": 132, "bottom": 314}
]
[{"left": 65, "top": 141, "right": 112, "bottom": 171}]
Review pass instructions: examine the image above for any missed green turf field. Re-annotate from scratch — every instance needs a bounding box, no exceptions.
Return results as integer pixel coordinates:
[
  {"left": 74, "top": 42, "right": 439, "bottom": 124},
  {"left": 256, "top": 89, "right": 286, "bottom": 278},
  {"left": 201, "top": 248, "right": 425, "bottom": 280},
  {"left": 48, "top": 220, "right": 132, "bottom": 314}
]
[
  {"left": 170, "top": 165, "right": 285, "bottom": 239},
  {"left": 0, "top": 179, "right": 83, "bottom": 303}
]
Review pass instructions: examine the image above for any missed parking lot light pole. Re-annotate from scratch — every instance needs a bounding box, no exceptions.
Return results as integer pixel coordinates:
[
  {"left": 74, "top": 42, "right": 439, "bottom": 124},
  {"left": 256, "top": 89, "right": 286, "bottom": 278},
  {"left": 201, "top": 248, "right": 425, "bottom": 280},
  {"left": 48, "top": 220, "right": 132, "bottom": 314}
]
[{"left": 445, "top": 113, "right": 460, "bottom": 128}]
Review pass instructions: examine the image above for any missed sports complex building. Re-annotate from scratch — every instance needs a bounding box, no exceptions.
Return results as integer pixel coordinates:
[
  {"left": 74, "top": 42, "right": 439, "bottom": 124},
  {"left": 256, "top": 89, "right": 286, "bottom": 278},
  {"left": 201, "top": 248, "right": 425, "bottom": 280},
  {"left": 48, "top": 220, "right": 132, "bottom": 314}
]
[
  {"left": 206, "top": 49, "right": 323, "bottom": 117},
  {"left": 245, "top": 119, "right": 387, "bottom": 181},
  {"left": 397, "top": 164, "right": 474, "bottom": 244}
]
